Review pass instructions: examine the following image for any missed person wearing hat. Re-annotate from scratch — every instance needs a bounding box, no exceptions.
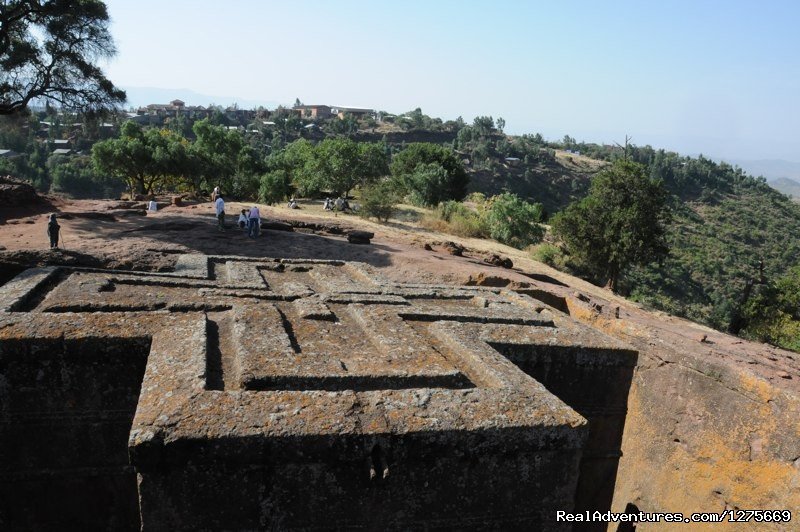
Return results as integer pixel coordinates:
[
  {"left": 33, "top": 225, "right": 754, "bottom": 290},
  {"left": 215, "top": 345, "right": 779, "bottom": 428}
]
[{"left": 46, "top": 214, "right": 60, "bottom": 248}]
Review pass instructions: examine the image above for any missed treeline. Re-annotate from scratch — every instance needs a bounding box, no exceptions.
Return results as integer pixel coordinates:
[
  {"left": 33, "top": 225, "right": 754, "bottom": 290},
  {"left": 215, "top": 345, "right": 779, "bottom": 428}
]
[{"left": 89, "top": 119, "right": 472, "bottom": 211}]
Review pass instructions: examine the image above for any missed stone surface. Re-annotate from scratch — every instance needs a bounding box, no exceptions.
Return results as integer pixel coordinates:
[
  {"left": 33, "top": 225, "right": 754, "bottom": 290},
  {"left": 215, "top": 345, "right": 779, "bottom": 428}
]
[
  {"left": 484, "top": 253, "right": 514, "bottom": 269},
  {"left": 0, "top": 255, "right": 637, "bottom": 530},
  {"left": 557, "top": 291, "right": 800, "bottom": 530}
]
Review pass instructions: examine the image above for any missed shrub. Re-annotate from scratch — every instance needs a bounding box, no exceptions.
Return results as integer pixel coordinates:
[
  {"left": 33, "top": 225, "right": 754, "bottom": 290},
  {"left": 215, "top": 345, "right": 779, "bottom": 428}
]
[
  {"left": 391, "top": 143, "right": 468, "bottom": 206},
  {"left": 531, "top": 243, "right": 567, "bottom": 269},
  {"left": 259, "top": 169, "right": 292, "bottom": 205},
  {"left": 419, "top": 200, "right": 488, "bottom": 238},
  {"left": 448, "top": 211, "right": 488, "bottom": 238},
  {"left": 484, "top": 193, "right": 545, "bottom": 248},
  {"left": 359, "top": 180, "right": 401, "bottom": 222},
  {"left": 229, "top": 173, "right": 260, "bottom": 200},
  {"left": 437, "top": 200, "right": 471, "bottom": 222}
]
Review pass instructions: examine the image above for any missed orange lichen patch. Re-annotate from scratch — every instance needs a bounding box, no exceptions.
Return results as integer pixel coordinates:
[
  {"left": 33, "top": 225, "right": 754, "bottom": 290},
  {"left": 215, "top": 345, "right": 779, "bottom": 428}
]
[
  {"left": 737, "top": 372, "right": 778, "bottom": 404},
  {"left": 615, "top": 371, "right": 799, "bottom": 531}
]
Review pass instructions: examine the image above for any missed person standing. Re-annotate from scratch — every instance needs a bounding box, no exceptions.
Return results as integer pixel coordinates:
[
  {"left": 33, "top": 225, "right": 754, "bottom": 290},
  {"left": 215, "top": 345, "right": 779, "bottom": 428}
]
[
  {"left": 215, "top": 194, "right": 226, "bottom": 231},
  {"left": 247, "top": 205, "right": 261, "bottom": 238},
  {"left": 46, "top": 213, "right": 60, "bottom": 248}
]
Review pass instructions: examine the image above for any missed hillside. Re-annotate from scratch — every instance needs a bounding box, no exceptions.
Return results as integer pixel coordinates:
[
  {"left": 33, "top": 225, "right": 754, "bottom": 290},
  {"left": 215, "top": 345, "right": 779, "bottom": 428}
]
[
  {"left": 769, "top": 177, "right": 800, "bottom": 200},
  {"left": 452, "top": 135, "right": 800, "bottom": 339}
]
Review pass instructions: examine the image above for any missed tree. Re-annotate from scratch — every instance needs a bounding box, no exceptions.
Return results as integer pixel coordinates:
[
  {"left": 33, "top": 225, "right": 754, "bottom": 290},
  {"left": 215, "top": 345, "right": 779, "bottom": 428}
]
[
  {"left": 551, "top": 159, "right": 670, "bottom": 292},
  {"left": 0, "top": 0, "right": 126, "bottom": 115},
  {"left": 92, "top": 121, "right": 153, "bottom": 195},
  {"left": 391, "top": 143, "right": 468, "bottom": 206},
  {"left": 190, "top": 118, "right": 244, "bottom": 193},
  {"left": 472, "top": 116, "right": 495, "bottom": 135},
  {"left": 92, "top": 121, "right": 187, "bottom": 195},
  {"left": 484, "top": 193, "right": 544, "bottom": 249},
  {"left": 312, "top": 138, "right": 388, "bottom": 197},
  {"left": 280, "top": 138, "right": 388, "bottom": 198},
  {"left": 358, "top": 179, "right": 400, "bottom": 222},
  {"left": 259, "top": 169, "right": 292, "bottom": 205},
  {"left": 741, "top": 266, "right": 800, "bottom": 351},
  {"left": 496, "top": 117, "right": 505, "bottom": 133}
]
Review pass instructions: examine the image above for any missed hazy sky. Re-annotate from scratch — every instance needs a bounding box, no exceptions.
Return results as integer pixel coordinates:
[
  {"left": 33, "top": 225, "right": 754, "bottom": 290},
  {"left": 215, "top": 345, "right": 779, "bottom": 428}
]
[{"left": 103, "top": 0, "right": 799, "bottom": 161}]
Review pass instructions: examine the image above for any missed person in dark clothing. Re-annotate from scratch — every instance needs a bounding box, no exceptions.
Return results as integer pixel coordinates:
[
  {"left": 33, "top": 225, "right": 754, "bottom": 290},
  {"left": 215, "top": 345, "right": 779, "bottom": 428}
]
[{"left": 46, "top": 213, "right": 60, "bottom": 248}]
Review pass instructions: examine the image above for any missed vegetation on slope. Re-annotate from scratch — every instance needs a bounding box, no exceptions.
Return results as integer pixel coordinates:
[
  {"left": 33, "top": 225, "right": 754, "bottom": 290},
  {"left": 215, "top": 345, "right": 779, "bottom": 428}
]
[{"left": 2, "top": 104, "right": 798, "bottom": 350}]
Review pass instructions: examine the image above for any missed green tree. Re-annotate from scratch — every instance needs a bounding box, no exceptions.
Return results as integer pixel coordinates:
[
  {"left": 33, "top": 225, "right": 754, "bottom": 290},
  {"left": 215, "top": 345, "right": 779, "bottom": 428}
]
[
  {"left": 390, "top": 143, "right": 468, "bottom": 207},
  {"left": 472, "top": 116, "right": 495, "bottom": 135},
  {"left": 92, "top": 121, "right": 188, "bottom": 195},
  {"left": 551, "top": 159, "right": 670, "bottom": 292},
  {"left": 741, "top": 266, "right": 800, "bottom": 351},
  {"left": 259, "top": 169, "right": 293, "bottom": 205},
  {"left": 190, "top": 118, "right": 244, "bottom": 194},
  {"left": 0, "top": 0, "right": 126, "bottom": 115},
  {"left": 309, "top": 137, "right": 361, "bottom": 197},
  {"left": 285, "top": 138, "right": 388, "bottom": 198},
  {"left": 359, "top": 179, "right": 401, "bottom": 222},
  {"left": 92, "top": 121, "right": 154, "bottom": 195},
  {"left": 484, "top": 193, "right": 545, "bottom": 249}
]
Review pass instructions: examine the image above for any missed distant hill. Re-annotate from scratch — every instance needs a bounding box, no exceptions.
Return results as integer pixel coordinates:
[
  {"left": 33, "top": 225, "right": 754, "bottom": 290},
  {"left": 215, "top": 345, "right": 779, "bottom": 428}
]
[
  {"left": 769, "top": 177, "right": 800, "bottom": 200},
  {"left": 121, "top": 86, "right": 282, "bottom": 111},
  {"left": 718, "top": 158, "right": 800, "bottom": 182}
]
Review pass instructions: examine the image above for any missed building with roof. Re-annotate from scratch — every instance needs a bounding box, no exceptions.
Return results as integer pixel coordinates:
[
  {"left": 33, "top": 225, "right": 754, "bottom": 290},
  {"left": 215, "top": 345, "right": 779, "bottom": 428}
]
[
  {"left": 293, "top": 105, "right": 332, "bottom": 120},
  {"left": 332, "top": 106, "right": 375, "bottom": 120}
]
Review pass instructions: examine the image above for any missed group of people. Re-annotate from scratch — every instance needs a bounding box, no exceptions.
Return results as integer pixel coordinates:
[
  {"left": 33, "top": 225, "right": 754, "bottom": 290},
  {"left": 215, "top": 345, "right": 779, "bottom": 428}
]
[
  {"left": 238, "top": 206, "right": 261, "bottom": 238},
  {"left": 323, "top": 196, "right": 352, "bottom": 212},
  {"left": 214, "top": 186, "right": 261, "bottom": 238},
  {"left": 211, "top": 186, "right": 357, "bottom": 239}
]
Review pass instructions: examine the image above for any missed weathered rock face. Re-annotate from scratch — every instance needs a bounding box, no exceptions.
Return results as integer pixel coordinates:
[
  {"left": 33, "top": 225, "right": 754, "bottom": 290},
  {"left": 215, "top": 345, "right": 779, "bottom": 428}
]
[
  {"left": 562, "top": 294, "right": 800, "bottom": 528},
  {"left": 0, "top": 255, "right": 637, "bottom": 530}
]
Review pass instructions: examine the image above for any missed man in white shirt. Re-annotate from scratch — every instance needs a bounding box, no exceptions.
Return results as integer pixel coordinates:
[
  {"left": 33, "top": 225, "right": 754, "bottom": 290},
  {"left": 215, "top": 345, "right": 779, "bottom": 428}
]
[
  {"left": 215, "top": 195, "right": 225, "bottom": 231},
  {"left": 247, "top": 205, "right": 260, "bottom": 238}
]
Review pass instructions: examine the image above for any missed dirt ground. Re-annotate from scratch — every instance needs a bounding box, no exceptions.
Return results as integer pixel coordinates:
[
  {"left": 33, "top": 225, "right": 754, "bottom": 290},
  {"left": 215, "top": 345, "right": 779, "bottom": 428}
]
[{"left": 0, "top": 194, "right": 797, "bottom": 392}]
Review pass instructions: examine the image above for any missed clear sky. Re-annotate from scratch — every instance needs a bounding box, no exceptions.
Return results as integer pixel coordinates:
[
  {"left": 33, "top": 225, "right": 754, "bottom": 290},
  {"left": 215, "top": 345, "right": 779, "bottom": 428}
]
[{"left": 103, "top": 0, "right": 799, "bottom": 162}]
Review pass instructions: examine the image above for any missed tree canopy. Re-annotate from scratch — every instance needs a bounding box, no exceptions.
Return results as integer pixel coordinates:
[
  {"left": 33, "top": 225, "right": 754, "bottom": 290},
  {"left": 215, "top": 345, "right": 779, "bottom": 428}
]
[
  {"left": 0, "top": 0, "right": 126, "bottom": 115},
  {"left": 390, "top": 142, "right": 468, "bottom": 206},
  {"left": 551, "top": 159, "right": 670, "bottom": 292},
  {"left": 484, "top": 193, "right": 544, "bottom": 249},
  {"left": 273, "top": 137, "right": 388, "bottom": 198},
  {"left": 92, "top": 121, "right": 187, "bottom": 195}
]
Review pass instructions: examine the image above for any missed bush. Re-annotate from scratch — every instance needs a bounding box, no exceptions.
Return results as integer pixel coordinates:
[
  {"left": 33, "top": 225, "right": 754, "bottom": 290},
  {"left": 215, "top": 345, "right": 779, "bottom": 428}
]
[
  {"left": 229, "top": 173, "right": 260, "bottom": 200},
  {"left": 49, "top": 155, "right": 124, "bottom": 198},
  {"left": 448, "top": 211, "right": 488, "bottom": 238},
  {"left": 391, "top": 143, "right": 468, "bottom": 206},
  {"left": 259, "top": 169, "right": 292, "bottom": 205},
  {"left": 359, "top": 180, "right": 401, "bottom": 222},
  {"left": 437, "top": 200, "right": 472, "bottom": 222},
  {"left": 484, "top": 193, "right": 545, "bottom": 248},
  {"left": 531, "top": 243, "right": 567, "bottom": 269},
  {"left": 419, "top": 200, "right": 488, "bottom": 238}
]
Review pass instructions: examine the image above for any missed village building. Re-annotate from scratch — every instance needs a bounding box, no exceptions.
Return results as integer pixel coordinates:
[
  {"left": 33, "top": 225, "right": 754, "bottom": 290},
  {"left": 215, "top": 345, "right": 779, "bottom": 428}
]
[{"left": 293, "top": 104, "right": 333, "bottom": 120}]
